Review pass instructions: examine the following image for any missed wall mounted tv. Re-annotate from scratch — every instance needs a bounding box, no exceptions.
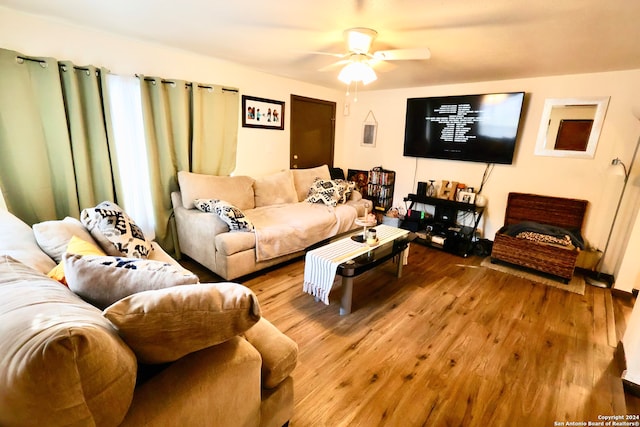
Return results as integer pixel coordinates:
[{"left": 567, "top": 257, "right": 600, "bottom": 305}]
[{"left": 403, "top": 92, "right": 526, "bottom": 164}]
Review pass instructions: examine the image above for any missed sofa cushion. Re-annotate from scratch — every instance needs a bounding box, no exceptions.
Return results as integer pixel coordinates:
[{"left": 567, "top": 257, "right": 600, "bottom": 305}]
[
  {"left": 64, "top": 253, "right": 200, "bottom": 309},
  {"left": 103, "top": 282, "right": 262, "bottom": 364},
  {"left": 178, "top": 170, "right": 255, "bottom": 210},
  {"left": 215, "top": 231, "right": 257, "bottom": 256},
  {"left": 291, "top": 165, "right": 331, "bottom": 202},
  {"left": 0, "top": 209, "right": 56, "bottom": 274},
  {"left": 0, "top": 255, "right": 137, "bottom": 427},
  {"left": 33, "top": 216, "right": 99, "bottom": 263},
  {"left": 48, "top": 235, "right": 106, "bottom": 285},
  {"left": 81, "top": 201, "right": 152, "bottom": 258},
  {"left": 254, "top": 170, "right": 298, "bottom": 207}
]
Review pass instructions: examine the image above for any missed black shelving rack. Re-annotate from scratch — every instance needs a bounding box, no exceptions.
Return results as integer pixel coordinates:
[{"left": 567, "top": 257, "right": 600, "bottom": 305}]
[
  {"left": 368, "top": 167, "right": 395, "bottom": 213},
  {"left": 402, "top": 193, "right": 485, "bottom": 257}
]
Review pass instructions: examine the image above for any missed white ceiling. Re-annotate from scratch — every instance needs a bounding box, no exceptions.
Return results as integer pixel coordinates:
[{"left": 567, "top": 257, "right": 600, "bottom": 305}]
[{"left": 2, "top": 0, "right": 640, "bottom": 91}]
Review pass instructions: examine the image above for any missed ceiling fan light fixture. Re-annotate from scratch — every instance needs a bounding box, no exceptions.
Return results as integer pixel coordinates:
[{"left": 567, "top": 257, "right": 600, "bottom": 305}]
[
  {"left": 344, "top": 27, "right": 377, "bottom": 54},
  {"left": 338, "top": 61, "right": 377, "bottom": 85}
]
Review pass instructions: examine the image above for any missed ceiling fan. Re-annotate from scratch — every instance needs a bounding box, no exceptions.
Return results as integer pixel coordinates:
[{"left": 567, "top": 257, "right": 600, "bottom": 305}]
[{"left": 318, "top": 27, "right": 431, "bottom": 85}]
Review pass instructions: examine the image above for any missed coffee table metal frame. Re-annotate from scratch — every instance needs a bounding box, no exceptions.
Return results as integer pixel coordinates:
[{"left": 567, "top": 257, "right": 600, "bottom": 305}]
[{"left": 306, "top": 227, "right": 415, "bottom": 315}]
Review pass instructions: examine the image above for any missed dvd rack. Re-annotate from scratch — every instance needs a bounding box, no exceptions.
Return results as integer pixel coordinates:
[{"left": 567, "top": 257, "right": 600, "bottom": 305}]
[{"left": 367, "top": 167, "right": 395, "bottom": 213}]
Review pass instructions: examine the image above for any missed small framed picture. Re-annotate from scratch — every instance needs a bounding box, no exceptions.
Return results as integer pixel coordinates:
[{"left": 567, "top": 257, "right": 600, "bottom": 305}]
[
  {"left": 242, "top": 95, "right": 285, "bottom": 130},
  {"left": 362, "top": 123, "right": 377, "bottom": 147},
  {"left": 456, "top": 190, "right": 476, "bottom": 204}
]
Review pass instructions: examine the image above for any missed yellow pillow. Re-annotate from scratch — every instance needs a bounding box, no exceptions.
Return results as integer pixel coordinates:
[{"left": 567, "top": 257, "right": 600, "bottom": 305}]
[{"left": 48, "top": 235, "right": 105, "bottom": 285}]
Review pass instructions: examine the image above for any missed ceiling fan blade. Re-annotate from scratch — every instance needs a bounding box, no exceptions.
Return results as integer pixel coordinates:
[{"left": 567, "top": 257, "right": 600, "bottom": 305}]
[
  {"left": 306, "top": 51, "right": 347, "bottom": 58},
  {"left": 372, "top": 48, "right": 431, "bottom": 61},
  {"left": 369, "top": 58, "right": 397, "bottom": 72},
  {"left": 318, "top": 59, "right": 351, "bottom": 72}
]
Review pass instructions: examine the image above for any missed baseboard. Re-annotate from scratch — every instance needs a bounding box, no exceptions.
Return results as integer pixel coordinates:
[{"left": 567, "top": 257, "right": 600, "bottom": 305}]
[
  {"left": 618, "top": 341, "right": 640, "bottom": 398},
  {"left": 623, "top": 373, "right": 640, "bottom": 398},
  {"left": 612, "top": 287, "right": 636, "bottom": 301}
]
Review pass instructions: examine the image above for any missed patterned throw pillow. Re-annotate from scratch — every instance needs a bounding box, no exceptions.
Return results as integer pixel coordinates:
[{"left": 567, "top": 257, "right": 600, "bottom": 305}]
[
  {"left": 194, "top": 199, "right": 254, "bottom": 232},
  {"left": 193, "top": 198, "right": 220, "bottom": 213},
  {"left": 305, "top": 178, "right": 356, "bottom": 207},
  {"left": 64, "top": 253, "right": 199, "bottom": 309},
  {"left": 81, "top": 201, "right": 152, "bottom": 258}
]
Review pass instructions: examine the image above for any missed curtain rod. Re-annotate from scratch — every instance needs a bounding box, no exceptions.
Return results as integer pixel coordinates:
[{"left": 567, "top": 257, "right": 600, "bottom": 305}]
[
  {"left": 140, "top": 77, "right": 238, "bottom": 92},
  {"left": 16, "top": 56, "right": 97, "bottom": 75},
  {"left": 16, "top": 55, "right": 47, "bottom": 67},
  {"left": 59, "top": 64, "right": 99, "bottom": 76}
]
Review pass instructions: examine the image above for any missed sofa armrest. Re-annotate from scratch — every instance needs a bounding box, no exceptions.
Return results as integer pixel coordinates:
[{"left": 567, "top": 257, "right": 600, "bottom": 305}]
[
  {"left": 121, "top": 337, "right": 262, "bottom": 426},
  {"left": 243, "top": 317, "right": 298, "bottom": 389},
  {"left": 345, "top": 191, "right": 373, "bottom": 217},
  {"left": 172, "top": 191, "right": 229, "bottom": 260}
]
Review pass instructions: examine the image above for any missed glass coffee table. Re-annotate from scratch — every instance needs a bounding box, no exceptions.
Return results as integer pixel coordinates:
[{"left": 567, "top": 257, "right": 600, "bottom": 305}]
[{"left": 304, "top": 224, "right": 415, "bottom": 315}]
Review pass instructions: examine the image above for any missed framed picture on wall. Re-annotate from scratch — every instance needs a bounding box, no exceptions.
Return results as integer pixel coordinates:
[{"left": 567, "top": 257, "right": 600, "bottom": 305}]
[
  {"left": 361, "top": 110, "right": 378, "bottom": 147},
  {"left": 242, "top": 95, "right": 285, "bottom": 130}
]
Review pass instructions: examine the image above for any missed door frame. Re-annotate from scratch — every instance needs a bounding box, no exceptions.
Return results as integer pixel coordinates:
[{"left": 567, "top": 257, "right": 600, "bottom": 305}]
[{"left": 290, "top": 94, "right": 336, "bottom": 169}]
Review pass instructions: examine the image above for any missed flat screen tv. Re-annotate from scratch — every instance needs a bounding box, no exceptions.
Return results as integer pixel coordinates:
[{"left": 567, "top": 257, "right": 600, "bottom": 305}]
[{"left": 403, "top": 92, "right": 525, "bottom": 164}]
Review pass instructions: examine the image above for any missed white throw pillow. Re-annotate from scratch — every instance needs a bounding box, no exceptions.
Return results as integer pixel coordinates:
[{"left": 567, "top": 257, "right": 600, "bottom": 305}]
[
  {"left": 64, "top": 253, "right": 199, "bottom": 309},
  {"left": 81, "top": 201, "right": 152, "bottom": 258},
  {"left": 33, "top": 216, "right": 99, "bottom": 263}
]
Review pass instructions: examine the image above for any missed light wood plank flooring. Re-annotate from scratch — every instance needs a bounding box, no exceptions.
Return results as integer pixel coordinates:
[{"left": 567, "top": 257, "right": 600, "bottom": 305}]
[{"left": 182, "top": 243, "right": 640, "bottom": 426}]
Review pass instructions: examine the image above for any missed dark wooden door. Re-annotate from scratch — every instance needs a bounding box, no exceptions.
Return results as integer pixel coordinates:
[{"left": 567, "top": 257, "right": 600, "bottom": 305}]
[{"left": 290, "top": 95, "right": 336, "bottom": 169}]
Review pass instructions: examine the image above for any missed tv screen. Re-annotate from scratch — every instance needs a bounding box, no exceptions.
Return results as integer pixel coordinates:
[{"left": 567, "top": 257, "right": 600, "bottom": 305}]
[{"left": 403, "top": 92, "right": 525, "bottom": 164}]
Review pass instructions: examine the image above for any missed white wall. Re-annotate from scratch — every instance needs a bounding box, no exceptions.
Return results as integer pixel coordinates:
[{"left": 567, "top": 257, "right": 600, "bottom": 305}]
[
  {"left": 0, "top": 6, "right": 344, "bottom": 178},
  {"left": 3, "top": 6, "right": 640, "bottom": 281},
  {"left": 343, "top": 71, "right": 640, "bottom": 278}
]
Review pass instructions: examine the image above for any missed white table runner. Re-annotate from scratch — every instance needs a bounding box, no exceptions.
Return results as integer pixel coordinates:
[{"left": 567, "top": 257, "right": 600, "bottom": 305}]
[{"left": 303, "top": 224, "right": 409, "bottom": 305}]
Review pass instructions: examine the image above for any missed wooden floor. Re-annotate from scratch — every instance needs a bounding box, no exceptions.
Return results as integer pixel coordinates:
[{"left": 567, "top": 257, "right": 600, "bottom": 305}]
[{"left": 182, "top": 243, "right": 640, "bottom": 426}]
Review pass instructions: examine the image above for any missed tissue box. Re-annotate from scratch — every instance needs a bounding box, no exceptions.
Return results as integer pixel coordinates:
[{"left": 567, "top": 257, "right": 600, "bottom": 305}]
[{"left": 382, "top": 216, "right": 402, "bottom": 227}]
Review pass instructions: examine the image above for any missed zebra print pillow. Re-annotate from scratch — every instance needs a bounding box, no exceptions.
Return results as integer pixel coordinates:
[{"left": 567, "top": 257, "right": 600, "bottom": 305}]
[
  {"left": 194, "top": 199, "right": 254, "bottom": 232},
  {"left": 305, "top": 178, "right": 355, "bottom": 207},
  {"left": 81, "top": 201, "right": 152, "bottom": 258}
]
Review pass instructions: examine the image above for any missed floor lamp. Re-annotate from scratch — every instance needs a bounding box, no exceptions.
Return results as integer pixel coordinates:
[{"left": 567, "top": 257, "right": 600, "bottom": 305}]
[{"left": 585, "top": 112, "right": 640, "bottom": 288}]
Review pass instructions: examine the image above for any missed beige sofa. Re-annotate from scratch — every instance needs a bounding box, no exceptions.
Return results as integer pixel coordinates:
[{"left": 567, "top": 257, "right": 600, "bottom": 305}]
[
  {"left": 0, "top": 208, "right": 297, "bottom": 427},
  {"left": 172, "top": 165, "right": 372, "bottom": 280}
]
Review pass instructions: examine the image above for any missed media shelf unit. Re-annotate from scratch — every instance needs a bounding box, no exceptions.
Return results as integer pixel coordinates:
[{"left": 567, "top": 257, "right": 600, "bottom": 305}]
[
  {"left": 402, "top": 193, "right": 484, "bottom": 257},
  {"left": 367, "top": 167, "right": 395, "bottom": 214}
]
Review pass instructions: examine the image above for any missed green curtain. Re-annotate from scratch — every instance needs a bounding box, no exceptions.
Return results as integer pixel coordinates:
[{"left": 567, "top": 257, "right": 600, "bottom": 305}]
[
  {"left": 58, "top": 62, "right": 116, "bottom": 209},
  {"left": 0, "top": 48, "right": 115, "bottom": 225},
  {"left": 0, "top": 49, "right": 79, "bottom": 225},
  {"left": 0, "top": 46, "right": 239, "bottom": 249},
  {"left": 191, "top": 84, "right": 239, "bottom": 175},
  {"left": 139, "top": 77, "right": 191, "bottom": 251},
  {"left": 139, "top": 77, "right": 239, "bottom": 252}
]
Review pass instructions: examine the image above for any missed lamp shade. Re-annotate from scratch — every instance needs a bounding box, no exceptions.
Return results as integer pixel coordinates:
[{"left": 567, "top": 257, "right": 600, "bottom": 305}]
[{"left": 338, "top": 61, "right": 377, "bottom": 85}]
